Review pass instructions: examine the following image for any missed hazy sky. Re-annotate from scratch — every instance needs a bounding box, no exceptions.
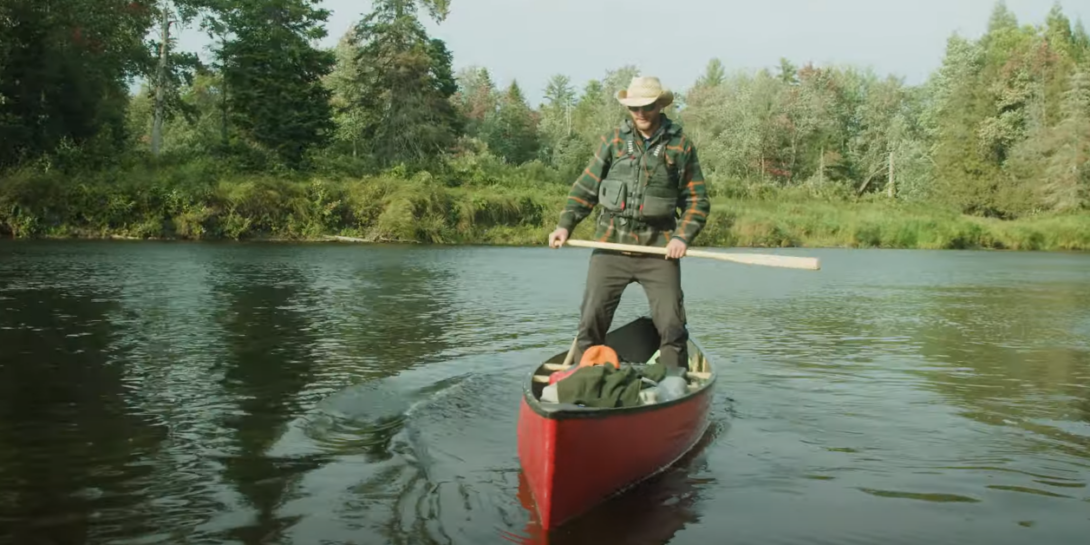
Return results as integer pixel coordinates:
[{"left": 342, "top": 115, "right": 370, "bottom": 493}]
[{"left": 172, "top": 0, "right": 1089, "bottom": 106}]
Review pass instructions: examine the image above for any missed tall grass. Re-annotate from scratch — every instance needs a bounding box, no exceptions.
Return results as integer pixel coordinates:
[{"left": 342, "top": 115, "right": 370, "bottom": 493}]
[
  {"left": 701, "top": 199, "right": 1090, "bottom": 251},
  {"left": 1, "top": 159, "right": 1087, "bottom": 251},
  {"left": 0, "top": 160, "right": 567, "bottom": 243}
]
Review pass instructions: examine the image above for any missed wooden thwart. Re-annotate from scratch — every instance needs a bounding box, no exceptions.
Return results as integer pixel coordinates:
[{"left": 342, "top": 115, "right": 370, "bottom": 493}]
[{"left": 562, "top": 239, "right": 820, "bottom": 270}]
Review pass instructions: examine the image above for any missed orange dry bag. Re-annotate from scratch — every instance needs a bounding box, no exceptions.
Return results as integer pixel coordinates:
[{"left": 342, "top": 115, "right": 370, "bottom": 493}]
[
  {"left": 578, "top": 345, "right": 620, "bottom": 369},
  {"left": 548, "top": 345, "right": 620, "bottom": 385}
]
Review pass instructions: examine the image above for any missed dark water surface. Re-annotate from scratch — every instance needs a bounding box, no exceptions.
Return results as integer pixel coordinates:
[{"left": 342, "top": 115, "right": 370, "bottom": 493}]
[{"left": 1, "top": 241, "right": 1088, "bottom": 544}]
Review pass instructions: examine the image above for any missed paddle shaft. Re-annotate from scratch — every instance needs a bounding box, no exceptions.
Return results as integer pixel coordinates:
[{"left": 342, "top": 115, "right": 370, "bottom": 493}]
[
  {"left": 562, "top": 239, "right": 820, "bottom": 270},
  {"left": 561, "top": 337, "right": 578, "bottom": 367}
]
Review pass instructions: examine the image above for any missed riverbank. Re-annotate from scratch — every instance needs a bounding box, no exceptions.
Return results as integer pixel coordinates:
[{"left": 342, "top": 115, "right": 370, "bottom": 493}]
[{"left": 2, "top": 172, "right": 1088, "bottom": 251}]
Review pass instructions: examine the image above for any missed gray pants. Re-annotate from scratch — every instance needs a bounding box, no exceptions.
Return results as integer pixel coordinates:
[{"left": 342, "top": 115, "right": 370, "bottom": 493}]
[{"left": 575, "top": 250, "right": 689, "bottom": 369}]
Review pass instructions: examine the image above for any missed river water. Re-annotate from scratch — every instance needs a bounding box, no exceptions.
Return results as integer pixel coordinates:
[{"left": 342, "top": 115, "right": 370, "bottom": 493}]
[{"left": 0, "top": 240, "right": 1087, "bottom": 544}]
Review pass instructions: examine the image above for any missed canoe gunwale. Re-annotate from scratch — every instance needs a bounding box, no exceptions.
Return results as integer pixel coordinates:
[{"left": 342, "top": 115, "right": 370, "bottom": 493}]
[
  {"left": 516, "top": 316, "right": 718, "bottom": 531},
  {"left": 520, "top": 317, "right": 717, "bottom": 420},
  {"left": 521, "top": 367, "right": 715, "bottom": 420}
]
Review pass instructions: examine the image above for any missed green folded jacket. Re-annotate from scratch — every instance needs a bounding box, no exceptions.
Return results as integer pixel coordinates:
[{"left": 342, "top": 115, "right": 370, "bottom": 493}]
[{"left": 555, "top": 362, "right": 669, "bottom": 408}]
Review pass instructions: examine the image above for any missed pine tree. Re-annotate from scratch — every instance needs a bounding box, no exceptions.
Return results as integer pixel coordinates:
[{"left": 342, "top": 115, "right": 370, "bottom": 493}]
[
  {"left": 338, "top": 0, "right": 461, "bottom": 168},
  {"left": 217, "top": 0, "right": 335, "bottom": 167},
  {"left": 1041, "top": 68, "right": 1090, "bottom": 211},
  {"left": 482, "top": 80, "right": 539, "bottom": 164}
]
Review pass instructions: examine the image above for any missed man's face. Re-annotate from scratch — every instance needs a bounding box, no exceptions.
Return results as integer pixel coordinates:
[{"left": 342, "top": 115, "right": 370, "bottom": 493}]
[{"left": 627, "top": 101, "right": 662, "bottom": 132}]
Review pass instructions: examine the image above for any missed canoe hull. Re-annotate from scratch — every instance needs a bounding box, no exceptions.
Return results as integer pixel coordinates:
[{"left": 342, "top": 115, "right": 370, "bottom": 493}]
[{"left": 516, "top": 316, "right": 716, "bottom": 530}]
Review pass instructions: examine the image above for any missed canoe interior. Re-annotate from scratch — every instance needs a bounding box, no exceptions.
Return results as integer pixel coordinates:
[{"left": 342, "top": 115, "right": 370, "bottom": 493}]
[{"left": 525, "top": 316, "right": 715, "bottom": 417}]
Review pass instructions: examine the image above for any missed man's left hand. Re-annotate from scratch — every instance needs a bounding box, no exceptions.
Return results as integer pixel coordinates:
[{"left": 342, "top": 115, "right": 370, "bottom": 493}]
[{"left": 665, "top": 238, "right": 687, "bottom": 259}]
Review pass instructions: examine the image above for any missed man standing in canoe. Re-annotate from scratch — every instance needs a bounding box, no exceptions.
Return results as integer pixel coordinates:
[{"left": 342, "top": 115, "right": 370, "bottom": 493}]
[{"left": 548, "top": 76, "right": 711, "bottom": 371}]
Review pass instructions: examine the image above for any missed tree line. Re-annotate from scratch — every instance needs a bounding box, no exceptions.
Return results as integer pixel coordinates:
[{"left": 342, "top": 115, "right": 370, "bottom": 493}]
[{"left": 1, "top": 0, "right": 1088, "bottom": 221}]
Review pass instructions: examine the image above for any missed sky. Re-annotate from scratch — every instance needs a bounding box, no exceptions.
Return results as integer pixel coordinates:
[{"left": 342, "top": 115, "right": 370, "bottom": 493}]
[{"left": 170, "top": 0, "right": 1090, "bottom": 107}]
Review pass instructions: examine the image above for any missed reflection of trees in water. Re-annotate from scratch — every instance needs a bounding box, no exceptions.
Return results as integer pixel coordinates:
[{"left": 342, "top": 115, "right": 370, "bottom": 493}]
[
  {"left": 910, "top": 284, "right": 1090, "bottom": 458},
  {"left": 208, "top": 260, "right": 326, "bottom": 544},
  {"left": 713, "top": 286, "right": 917, "bottom": 366},
  {"left": 320, "top": 254, "right": 457, "bottom": 378},
  {"left": 0, "top": 287, "right": 167, "bottom": 543},
  {"left": 182, "top": 248, "right": 460, "bottom": 542},
  {"left": 1077, "top": 394, "right": 1090, "bottom": 427}
]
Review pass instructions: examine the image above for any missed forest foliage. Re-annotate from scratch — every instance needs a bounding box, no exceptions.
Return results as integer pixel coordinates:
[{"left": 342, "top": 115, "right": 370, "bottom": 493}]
[{"left": 1, "top": 0, "right": 1088, "bottom": 247}]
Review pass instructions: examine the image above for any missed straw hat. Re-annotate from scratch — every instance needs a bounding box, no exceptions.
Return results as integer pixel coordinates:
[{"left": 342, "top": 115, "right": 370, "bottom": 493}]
[{"left": 616, "top": 76, "right": 674, "bottom": 107}]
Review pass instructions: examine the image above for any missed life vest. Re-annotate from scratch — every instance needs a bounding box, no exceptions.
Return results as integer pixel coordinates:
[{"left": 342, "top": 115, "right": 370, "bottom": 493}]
[{"left": 596, "top": 118, "right": 684, "bottom": 222}]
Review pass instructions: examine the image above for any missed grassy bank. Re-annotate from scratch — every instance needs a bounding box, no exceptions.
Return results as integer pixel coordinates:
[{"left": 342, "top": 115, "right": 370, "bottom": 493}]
[
  {"left": 1, "top": 168, "right": 1088, "bottom": 251},
  {"left": 703, "top": 200, "right": 1090, "bottom": 251}
]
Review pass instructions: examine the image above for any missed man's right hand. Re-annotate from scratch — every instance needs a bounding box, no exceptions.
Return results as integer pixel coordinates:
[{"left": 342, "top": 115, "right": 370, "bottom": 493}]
[{"left": 548, "top": 227, "right": 569, "bottom": 249}]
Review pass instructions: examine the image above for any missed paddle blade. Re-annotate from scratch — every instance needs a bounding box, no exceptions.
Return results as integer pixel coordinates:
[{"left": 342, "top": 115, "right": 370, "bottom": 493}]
[{"left": 686, "top": 249, "right": 821, "bottom": 270}]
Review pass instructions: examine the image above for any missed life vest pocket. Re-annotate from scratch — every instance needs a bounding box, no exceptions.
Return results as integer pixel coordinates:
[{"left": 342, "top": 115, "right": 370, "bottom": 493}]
[
  {"left": 640, "top": 184, "right": 678, "bottom": 219},
  {"left": 598, "top": 178, "right": 627, "bottom": 212}
]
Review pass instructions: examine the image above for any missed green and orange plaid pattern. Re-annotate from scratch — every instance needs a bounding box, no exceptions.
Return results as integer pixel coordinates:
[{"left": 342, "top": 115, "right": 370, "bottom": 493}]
[{"left": 556, "top": 118, "right": 711, "bottom": 247}]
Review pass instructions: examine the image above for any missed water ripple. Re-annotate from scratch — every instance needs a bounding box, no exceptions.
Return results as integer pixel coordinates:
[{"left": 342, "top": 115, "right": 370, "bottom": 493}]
[{"left": 1, "top": 243, "right": 1089, "bottom": 544}]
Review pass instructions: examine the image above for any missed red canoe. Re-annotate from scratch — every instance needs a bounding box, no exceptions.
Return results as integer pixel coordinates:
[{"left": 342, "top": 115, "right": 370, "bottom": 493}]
[{"left": 516, "top": 316, "right": 716, "bottom": 530}]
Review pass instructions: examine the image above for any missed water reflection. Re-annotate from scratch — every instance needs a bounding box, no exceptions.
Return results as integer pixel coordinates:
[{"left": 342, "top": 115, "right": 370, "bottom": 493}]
[
  {"left": 0, "top": 286, "right": 167, "bottom": 543},
  {"left": 187, "top": 246, "right": 466, "bottom": 543},
  {"left": 204, "top": 258, "right": 323, "bottom": 543},
  {"left": 322, "top": 249, "right": 459, "bottom": 377},
  {"left": 291, "top": 360, "right": 529, "bottom": 545},
  {"left": 898, "top": 282, "right": 1090, "bottom": 516},
  {"left": 912, "top": 283, "right": 1090, "bottom": 459},
  {"left": 2, "top": 242, "right": 1089, "bottom": 545}
]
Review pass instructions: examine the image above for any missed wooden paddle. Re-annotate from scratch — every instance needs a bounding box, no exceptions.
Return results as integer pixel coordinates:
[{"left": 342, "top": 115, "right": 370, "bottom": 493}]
[
  {"left": 561, "top": 337, "right": 578, "bottom": 367},
  {"left": 562, "top": 239, "right": 820, "bottom": 270}
]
